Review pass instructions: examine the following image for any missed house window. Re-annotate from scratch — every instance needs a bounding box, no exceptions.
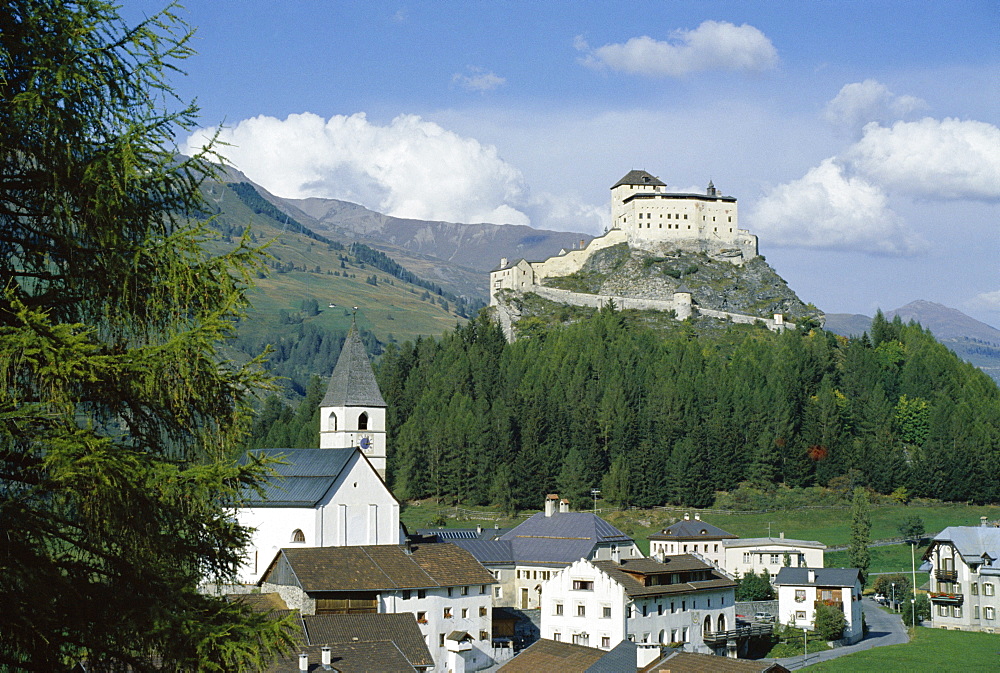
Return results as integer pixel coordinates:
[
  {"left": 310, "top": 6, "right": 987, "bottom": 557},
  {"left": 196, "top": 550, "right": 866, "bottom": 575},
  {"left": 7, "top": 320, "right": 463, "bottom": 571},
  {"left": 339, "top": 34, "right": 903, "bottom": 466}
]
[
  {"left": 447, "top": 588, "right": 453, "bottom": 597},
  {"left": 641, "top": 604, "right": 647, "bottom": 617},
  {"left": 358, "top": 412, "right": 369, "bottom": 430},
  {"left": 743, "top": 553, "right": 751, "bottom": 563},
  {"left": 480, "top": 606, "right": 488, "bottom": 617},
  {"left": 658, "top": 603, "right": 663, "bottom": 615},
  {"left": 577, "top": 604, "right": 586, "bottom": 617},
  {"left": 417, "top": 589, "right": 426, "bottom": 599},
  {"left": 939, "top": 605, "right": 949, "bottom": 617},
  {"left": 481, "top": 584, "right": 488, "bottom": 594},
  {"left": 953, "top": 606, "right": 963, "bottom": 618},
  {"left": 553, "top": 632, "right": 561, "bottom": 642},
  {"left": 462, "top": 608, "right": 468, "bottom": 618},
  {"left": 417, "top": 612, "right": 427, "bottom": 624},
  {"left": 290, "top": 529, "right": 306, "bottom": 543},
  {"left": 555, "top": 602, "right": 563, "bottom": 616},
  {"left": 439, "top": 634, "right": 445, "bottom": 647},
  {"left": 707, "top": 599, "right": 711, "bottom": 608},
  {"left": 402, "top": 590, "right": 411, "bottom": 600},
  {"left": 972, "top": 583, "right": 979, "bottom": 595},
  {"left": 985, "top": 607, "right": 995, "bottom": 620},
  {"left": 796, "top": 611, "right": 806, "bottom": 621},
  {"left": 670, "top": 602, "right": 675, "bottom": 614},
  {"left": 682, "top": 600, "right": 686, "bottom": 611},
  {"left": 770, "top": 554, "right": 781, "bottom": 564},
  {"left": 480, "top": 631, "right": 489, "bottom": 641},
  {"left": 573, "top": 633, "right": 589, "bottom": 646},
  {"left": 670, "top": 629, "right": 677, "bottom": 642},
  {"left": 795, "top": 590, "right": 806, "bottom": 603},
  {"left": 602, "top": 606, "right": 612, "bottom": 618},
  {"left": 975, "top": 606, "right": 980, "bottom": 619},
  {"left": 985, "top": 583, "right": 995, "bottom": 596},
  {"left": 601, "top": 636, "right": 611, "bottom": 648},
  {"left": 461, "top": 586, "right": 469, "bottom": 596},
  {"left": 573, "top": 580, "right": 594, "bottom": 591},
  {"left": 444, "top": 608, "right": 452, "bottom": 619},
  {"left": 494, "top": 587, "right": 502, "bottom": 599},
  {"left": 681, "top": 627, "right": 688, "bottom": 642}
]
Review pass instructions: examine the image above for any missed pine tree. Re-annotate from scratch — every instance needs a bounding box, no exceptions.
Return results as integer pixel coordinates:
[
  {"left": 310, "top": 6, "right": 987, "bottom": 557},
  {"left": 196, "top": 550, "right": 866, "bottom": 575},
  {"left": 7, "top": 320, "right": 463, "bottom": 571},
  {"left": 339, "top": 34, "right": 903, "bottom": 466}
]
[
  {"left": 848, "top": 488, "right": 873, "bottom": 586},
  {"left": 0, "top": 1, "right": 294, "bottom": 668}
]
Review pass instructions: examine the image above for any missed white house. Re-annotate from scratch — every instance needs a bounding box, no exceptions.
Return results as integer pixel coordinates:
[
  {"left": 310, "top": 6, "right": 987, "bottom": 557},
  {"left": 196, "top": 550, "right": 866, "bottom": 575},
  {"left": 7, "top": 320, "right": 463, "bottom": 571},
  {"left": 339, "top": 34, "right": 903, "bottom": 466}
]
[
  {"left": 926, "top": 521, "right": 1000, "bottom": 632},
  {"left": 539, "top": 556, "right": 736, "bottom": 664},
  {"left": 773, "top": 567, "right": 864, "bottom": 644},
  {"left": 259, "top": 542, "right": 498, "bottom": 673},
  {"left": 648, "top": 514, "right": 738, "bottom": 570},
  {"left": 453, "top": 494, "right": 641, "bottom": 610},
  {"left": 722, "top": 535, "right": 826, "bottom": 579},
  {"left": 234, "top": 324, "right": 402, "bottom": 584}
]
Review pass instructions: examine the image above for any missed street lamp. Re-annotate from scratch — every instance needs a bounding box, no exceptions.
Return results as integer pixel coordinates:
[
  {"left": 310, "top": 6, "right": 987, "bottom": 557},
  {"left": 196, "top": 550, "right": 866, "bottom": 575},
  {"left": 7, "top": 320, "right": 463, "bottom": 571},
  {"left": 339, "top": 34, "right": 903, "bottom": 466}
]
[
  {"left": 591, "top": 488, "right": 601, "bottom": 514},
  {"left": 891, "top": 583, "right": 896, "bottom": 613},
  {"left": 910, "top": 538, "right": 918, "bottom": 626}
]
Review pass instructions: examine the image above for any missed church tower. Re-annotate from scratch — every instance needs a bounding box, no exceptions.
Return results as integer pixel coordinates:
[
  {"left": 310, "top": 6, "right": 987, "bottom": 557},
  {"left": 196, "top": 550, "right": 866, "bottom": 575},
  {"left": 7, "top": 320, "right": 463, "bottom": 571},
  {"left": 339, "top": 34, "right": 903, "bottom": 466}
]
[{"left": 319, "top": 324, "right": 387, "bottom": 479}]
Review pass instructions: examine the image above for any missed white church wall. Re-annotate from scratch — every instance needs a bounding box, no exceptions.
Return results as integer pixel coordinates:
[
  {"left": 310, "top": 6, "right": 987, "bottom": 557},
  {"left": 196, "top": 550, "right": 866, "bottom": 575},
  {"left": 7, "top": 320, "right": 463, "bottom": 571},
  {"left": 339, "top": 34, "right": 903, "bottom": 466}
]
[{"left": 320, "top": 451, "right": 401, "bottom": 547}]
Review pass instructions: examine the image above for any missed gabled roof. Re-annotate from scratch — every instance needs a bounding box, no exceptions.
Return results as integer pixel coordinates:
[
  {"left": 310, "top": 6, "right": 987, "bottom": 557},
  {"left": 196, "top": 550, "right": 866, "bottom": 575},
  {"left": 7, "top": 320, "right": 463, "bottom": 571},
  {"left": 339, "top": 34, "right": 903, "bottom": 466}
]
[
  {"left": 592, "top": 556, "right": 736, "bottom": 598},
  {"left": 451, "top": 539, "right": 515, "bottom": 565},
  {"left": 238, "top": 448, "right": 356, "bottom": 507},
  {"left": 723, "top": 537, "right": 826, "bottom": 550},
  {"left": 649, "top": 519, "right": 737, "bottom": 541},
  {"left": 266, "top": 642, "right": 417, "bottom": 672},
  {"left": 496, "top": 512, "right": 635, "bottom": 567},
  {"left": 260, "top": 543, "right": 496, "bottom": 591},
  {"left": 932, "top": 526, "right": 1000, "bottom": 566},
  {"left": 612, "top": 170, "right": 666, "bottom": 189},
  {"left": 497, "top": 638, "right": 618, "bottom": 673},
  {"left": 773, "top": 567, "right": 862, "bottom": 587},
  {"left": 321, "top": 324, "right": 386, "bottom": 408},
  {"left": 301, "top": 613, "right": 433, "bottom": 669}
]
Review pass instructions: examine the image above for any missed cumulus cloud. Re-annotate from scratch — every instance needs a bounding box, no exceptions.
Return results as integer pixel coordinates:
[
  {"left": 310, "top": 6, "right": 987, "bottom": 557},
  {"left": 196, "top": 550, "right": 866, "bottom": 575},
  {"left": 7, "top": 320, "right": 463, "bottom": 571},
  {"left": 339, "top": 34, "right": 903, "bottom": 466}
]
[
  {"left": 824, "top": 80, "right": 926, "bottom": 135},
  {"left": 185, "top": 112, "right": 532, "bottom": 225},
  {"left": 966, "top": 290, "right": 1000, "bottom": 312},
  {"left": 844, "top": 117, "right": 1000, "bottom": 200},
  {"left": 452, "top": 67, "right": 506, "bottom": 92},
  {"left": 576, "top": 21, "right": 777, "bottom": 77},
  {"left": 750, "top": 158, "right": 925, "bottom": 254}
]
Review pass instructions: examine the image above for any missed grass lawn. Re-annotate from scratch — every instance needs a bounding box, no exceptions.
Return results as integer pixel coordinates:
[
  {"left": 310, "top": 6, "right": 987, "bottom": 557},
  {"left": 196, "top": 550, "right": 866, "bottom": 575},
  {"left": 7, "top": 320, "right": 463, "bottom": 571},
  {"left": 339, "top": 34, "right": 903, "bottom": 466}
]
[{"left": 804, "top": 626, "right": 1000, "bottom": 671}]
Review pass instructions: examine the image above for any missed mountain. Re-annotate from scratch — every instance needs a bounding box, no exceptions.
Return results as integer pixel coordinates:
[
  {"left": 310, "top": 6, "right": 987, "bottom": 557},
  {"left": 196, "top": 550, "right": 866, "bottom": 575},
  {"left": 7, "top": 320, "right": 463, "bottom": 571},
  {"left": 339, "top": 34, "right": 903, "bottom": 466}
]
[
  {"left": 825, "top": 301, "right": 1000, "bottom": 382},
  {"left": 218, "top": 171, "right": 593, "bottom": 303}
]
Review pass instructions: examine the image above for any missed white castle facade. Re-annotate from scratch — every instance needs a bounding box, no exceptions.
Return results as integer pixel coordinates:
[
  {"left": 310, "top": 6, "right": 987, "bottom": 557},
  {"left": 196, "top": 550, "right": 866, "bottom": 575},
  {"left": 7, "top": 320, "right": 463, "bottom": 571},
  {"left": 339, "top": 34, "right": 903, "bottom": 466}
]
[{"left": 489, "top": 170, "right": 785, "bottom": 339}]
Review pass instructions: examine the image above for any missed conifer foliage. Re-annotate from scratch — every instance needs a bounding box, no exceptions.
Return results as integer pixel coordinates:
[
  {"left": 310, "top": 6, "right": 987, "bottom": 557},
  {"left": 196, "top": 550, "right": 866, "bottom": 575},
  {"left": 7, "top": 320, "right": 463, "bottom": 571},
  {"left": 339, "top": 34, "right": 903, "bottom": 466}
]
[{"left": 0, "top": 1, "right": 293, "bottom": 669}]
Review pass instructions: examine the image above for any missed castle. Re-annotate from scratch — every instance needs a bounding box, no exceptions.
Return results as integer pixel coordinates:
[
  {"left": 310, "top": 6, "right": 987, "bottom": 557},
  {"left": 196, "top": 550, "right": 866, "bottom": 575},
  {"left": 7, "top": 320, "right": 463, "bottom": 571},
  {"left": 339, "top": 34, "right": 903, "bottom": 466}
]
[{"left": 490, "top": 170, "right": 790, "bottom": 339}]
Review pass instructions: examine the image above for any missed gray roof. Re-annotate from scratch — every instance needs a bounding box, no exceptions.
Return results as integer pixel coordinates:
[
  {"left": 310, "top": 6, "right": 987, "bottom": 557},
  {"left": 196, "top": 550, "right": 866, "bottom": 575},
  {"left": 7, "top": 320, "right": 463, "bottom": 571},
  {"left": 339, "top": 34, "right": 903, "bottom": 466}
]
[
  {"left": 451, "top": 539, "right": 515, "bottom": 565},
  {"left": 649, "top": 519, "right": 737, "bottom": 541},
  {"left": 932, "top": 526, "right": 1000, "bottom": 566},
  {"left": 301, "top": 613, "right": 434, "bottom": 668},
  {"left": 723, "top": 537, "right": 826, "bottom": 550},
  {"left": 612, "top": 170, "right": 666, "bottom": 189},
  {"left": 773, "top": 567, "right": 862, "bottom": 587},
  {"left": 321, "top": 325, "right": 386, "bottom": 408},
  {"left": 239, "top": 448, "right": 355, "bottom": 507},
  {"left": 416, "top": 527, "right": 509, "bottom": 541},
  {"left": 494, "top": 512, "right": 634, "bottom": 567}
]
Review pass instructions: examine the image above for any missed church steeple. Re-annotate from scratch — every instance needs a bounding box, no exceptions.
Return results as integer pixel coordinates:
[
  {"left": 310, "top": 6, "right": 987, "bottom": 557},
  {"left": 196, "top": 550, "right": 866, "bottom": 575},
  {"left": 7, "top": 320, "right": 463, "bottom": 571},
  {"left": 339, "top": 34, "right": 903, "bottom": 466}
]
[{"left": 319, "top": 324, "right": 387, "bottom": 478}]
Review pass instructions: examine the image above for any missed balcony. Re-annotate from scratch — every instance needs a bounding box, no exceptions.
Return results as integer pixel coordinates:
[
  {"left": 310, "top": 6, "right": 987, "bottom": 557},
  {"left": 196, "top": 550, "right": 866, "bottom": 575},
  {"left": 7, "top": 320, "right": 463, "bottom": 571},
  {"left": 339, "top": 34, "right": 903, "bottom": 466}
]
[
  {"left": 703, "top": 624, "right": 773, "bottom": 646},
  {"left": 929, "top": 592, "right": 963, "bottom": 605},
  {"left": 814, "top": 600, "right": 845, "bottom": 612},
  {"left": 935, "top": 569, "right": 958, "bottom": 582}
]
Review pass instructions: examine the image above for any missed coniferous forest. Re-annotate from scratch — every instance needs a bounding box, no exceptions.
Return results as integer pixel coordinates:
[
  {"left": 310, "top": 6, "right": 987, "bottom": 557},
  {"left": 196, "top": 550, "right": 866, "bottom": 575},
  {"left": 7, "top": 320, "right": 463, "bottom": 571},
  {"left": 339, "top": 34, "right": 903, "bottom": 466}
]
[{"left": 368, "top": 307, "right": 1000, "bottom": 510}]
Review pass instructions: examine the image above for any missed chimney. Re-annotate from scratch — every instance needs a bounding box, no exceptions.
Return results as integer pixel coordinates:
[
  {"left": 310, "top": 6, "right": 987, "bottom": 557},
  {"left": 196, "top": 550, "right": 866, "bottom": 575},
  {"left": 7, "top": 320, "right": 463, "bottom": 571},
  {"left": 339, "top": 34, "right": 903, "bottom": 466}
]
[
  {"left": 545, "top": 494, "right": 559, "bottom": 517},
  {"left": 684, "top": 513, "right": 690, "bottom": 521},
  {"left": 299, "top": 653, "right": 309, "bottom": 672},
  {"left": 321, "top": 646, "right": 332, "bottom": 666},
  {"left": 403, "top": 539, "right": 413, "bottom": 555},
  {"left": 580, "top": 239, "right": 585, "bottom": 249},
  {"left": 982, "top": 517, "right": 989, "bottom": 527},
  {"left": 808, "top": 569, "right": 816, "bottom": 584},
  {"left": 476, "top": 524, "right": 483, "bottom": 535},
  {"left": 694, "top": 513, "right": 700, "bottom": 521},
  {"left": 494, "top": 522, "right": 500, "bottom": 530},
  {"left": 560, "top": 498, "right": 570, "bottom": 513},
  {"left": 500, "top": 257, "right": 508, "bottom": 268}
]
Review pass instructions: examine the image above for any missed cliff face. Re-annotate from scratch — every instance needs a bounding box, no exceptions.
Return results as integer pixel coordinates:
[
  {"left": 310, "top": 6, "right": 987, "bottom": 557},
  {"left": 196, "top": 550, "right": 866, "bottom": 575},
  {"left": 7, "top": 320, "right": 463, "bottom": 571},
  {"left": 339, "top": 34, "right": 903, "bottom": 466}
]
[{"left": 542, "top": 244, "right": 822, "bottom": 323}]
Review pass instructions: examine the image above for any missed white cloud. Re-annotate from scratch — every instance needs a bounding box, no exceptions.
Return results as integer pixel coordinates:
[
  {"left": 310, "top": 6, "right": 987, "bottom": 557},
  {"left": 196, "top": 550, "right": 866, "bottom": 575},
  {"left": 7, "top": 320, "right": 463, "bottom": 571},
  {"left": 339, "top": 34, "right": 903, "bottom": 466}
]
[
  {"left": 452, "top": 67, "right": 506, "bottom": 92},
  {"left": 750, "top": 158, "right": 925, "bottom": 255},
  {"left": 844, "top": 117, "right": 1000, "bottom": 200},
  {"left": 185, "top": 112, "right": 531, "bottom": 225},
  {"left": 966, "top": 290, "right": 1000, "bottom": 312},
  {"left": 823, "top": 80, "right": 926, "bottom": 134},
  {"left": 577, "top": 21, "right": 777, "bottom": 77}
]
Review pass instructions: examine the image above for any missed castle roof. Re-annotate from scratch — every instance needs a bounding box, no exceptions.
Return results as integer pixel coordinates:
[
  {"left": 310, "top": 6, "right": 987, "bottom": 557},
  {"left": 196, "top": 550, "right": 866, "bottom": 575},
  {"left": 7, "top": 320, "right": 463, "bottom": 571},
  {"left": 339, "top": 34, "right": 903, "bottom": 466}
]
[
  {"left": 612, "top": 170, "right": 666, "bottom": 189},
  {"left": 321, "top": 324, "right": 386, "bottom": 408}
]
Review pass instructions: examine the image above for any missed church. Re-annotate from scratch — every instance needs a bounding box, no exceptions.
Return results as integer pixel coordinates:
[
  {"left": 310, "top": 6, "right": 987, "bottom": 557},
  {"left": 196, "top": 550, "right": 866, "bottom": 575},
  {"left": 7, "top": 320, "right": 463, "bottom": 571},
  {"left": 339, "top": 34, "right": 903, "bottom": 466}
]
[{"left": 234, "top": 324, "right": 403, "bottom": 584}]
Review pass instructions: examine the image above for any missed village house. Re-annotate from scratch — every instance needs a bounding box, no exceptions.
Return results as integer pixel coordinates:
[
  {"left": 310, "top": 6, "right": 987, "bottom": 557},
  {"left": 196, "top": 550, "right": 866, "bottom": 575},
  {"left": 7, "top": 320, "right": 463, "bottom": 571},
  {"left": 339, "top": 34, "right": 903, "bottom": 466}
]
[
  {"left": 539, "top": 556, "right": 737, "bottom": 666},
  {"left": 648, "top": 514, "right": 738, "bottom": 570},
  {"left": 773, "top": 567, "right": 864, "bottom": 644},
  {"left": 722, "top": 535, "right": 826, "bottom": 579},
  {"left": 258, "top": 543, "right": 497, "bottom": 672},
  {"left": 452, "top": 494, "right": 641, "bottom": 610},
  {"left": 234, "top": 325, "right": 403, "bottom": 584},
  {"left": 925, "top": 520, "right": 1000, "bottom": 632}
]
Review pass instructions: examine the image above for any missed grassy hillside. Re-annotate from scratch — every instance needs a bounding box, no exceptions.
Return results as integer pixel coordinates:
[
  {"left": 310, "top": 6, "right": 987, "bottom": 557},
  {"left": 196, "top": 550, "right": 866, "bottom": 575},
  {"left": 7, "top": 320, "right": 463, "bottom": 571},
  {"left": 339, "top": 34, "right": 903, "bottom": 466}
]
[{"left": 805, "top": 626, "right": 1000, "bottom": 671}]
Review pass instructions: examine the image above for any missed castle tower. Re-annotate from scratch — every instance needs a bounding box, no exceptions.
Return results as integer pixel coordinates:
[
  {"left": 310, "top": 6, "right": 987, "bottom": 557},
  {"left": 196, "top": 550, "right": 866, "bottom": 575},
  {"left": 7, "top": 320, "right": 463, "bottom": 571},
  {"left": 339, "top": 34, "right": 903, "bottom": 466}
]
[
  {"left": 319, "top": 324, "right": 387, "bottom": 479},
  {"left": 673, "top": 283, "right": 693, "bottom": 320}
]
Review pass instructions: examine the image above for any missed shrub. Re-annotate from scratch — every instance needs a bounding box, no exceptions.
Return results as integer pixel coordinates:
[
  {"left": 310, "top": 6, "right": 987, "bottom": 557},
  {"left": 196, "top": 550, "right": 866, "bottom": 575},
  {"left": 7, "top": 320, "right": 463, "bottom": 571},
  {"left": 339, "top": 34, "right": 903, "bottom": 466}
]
[{"left": 814, "top": 602, "right": 847, "bottom": 641}]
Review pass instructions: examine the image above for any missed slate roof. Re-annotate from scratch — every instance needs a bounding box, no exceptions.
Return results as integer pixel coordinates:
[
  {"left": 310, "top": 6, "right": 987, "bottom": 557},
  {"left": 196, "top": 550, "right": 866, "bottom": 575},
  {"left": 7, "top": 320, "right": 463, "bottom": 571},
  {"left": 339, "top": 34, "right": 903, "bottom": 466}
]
[
  {"left": 416, "top": 527, "right": 510, "bottom": 541},
  {"left": 931, "top": 526, "right": 1000, "bottom": 567},
  {"left": 452, "top": 539, "right": 516, "bottom": 565},
  {"left": 497, "top": 638, "right": 608, "bottom": 672},
  {"left": 723, "top": 537, "right": 826, "bottom": 550},
  {"left": 301, "top": 613, "right": 433, "bottom": 669},
  {"left": 321, "top": 325, "right": 386, "bottom": 408},
  {"left": 773, "top": 567, "right": 862, "bottom": 587},
  {"left": 261, "top": 543, "right": 496, "bottom": 591},
  {"left": 593, "top": 556, "right": 736, "bottom": 598},
  {"left": 238, "top": 448, "right": 356, "bottom": 507},
  {"left": 492, "top": 512, "right": 635, "bottom": 567},
  {"left": 612, "top": 170, "right": 666, "bottom": 189},
  {"left": 649, "top": 519, "right": 737, "bottom": 541},
  {"left": 266, "top": 642, "right": 417, "bottom": 672}
]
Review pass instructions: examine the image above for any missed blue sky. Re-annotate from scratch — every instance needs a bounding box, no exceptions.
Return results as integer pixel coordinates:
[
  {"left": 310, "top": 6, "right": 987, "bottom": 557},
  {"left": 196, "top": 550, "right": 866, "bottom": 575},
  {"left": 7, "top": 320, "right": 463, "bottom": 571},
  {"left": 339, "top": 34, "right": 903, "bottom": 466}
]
[{"left": 127, "top": 1, "right": 1000, "bottom": 325}]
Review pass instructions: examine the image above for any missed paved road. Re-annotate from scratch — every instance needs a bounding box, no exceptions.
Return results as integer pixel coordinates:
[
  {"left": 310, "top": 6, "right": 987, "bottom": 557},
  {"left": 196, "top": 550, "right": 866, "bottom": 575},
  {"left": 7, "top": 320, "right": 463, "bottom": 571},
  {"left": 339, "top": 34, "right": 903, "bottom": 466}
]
[{"left": 772, "top": 598, "right": 909, "bottom": 670}]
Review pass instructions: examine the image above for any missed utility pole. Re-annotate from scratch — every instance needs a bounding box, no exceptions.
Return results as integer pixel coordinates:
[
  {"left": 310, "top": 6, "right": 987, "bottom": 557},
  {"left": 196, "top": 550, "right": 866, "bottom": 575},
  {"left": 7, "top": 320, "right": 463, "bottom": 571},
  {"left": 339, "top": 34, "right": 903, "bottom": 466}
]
[
  {"left": 591, "top": 488, "right": 601, "bottom": 514},
  {"left": 911, "top": 539, "right": 917, "bottom": 626}
]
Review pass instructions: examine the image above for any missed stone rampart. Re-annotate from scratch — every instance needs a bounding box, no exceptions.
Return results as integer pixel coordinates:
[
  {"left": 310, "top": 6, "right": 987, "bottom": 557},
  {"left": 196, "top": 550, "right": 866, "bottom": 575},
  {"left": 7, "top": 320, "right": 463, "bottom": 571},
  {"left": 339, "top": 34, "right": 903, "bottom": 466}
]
[{"left": 531, "top": 229, "right": 628, "bottom": 280}]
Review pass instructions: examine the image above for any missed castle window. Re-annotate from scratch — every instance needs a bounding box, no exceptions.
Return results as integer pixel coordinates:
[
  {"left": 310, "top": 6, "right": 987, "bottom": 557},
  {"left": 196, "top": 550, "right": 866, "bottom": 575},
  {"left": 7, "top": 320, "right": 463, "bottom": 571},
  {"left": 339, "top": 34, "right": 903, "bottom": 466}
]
[
  {"left": 358, "top": 412, "right": 369, "bottom": 430},
  {"left": 684, "top": 214, "right": 688, "bottom": 219},
  {"left": 291, "top": 529, "right": 306, "bottom": 543}
]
